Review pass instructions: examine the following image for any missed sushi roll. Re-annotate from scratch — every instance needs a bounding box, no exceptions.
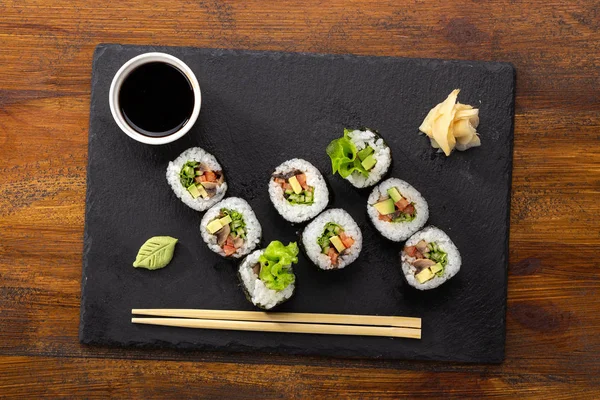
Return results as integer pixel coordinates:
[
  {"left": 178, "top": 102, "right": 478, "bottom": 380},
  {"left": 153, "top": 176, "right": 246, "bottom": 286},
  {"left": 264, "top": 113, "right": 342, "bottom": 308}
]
[
  {"left": 166, "top": 147, "right": 227, "bottom": 211},
  {"left": 367, "top": 178, "right": 429, "bottom": 242},
  {"left": 238, "top": 241, "right": 298, "bottom": 310},
  {"left": 268, "top": 158, "right": 329, "bottom": 223},
  {"left": 200, "top": 197, "right": 261, "bottom": 258},
  {"left": 401, "top": 226, "right": 461, "bottom": 290},
  {"left": 301, "top": 209, "right": 362, "bottom": 270},
  {"left": 326, "top": 128, "right": 391, "bottom": 188}
]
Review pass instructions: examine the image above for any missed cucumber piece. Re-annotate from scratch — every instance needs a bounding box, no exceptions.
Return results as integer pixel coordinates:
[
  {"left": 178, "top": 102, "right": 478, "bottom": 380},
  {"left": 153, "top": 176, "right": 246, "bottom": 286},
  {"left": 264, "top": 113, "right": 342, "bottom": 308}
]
[
  {"left": 430, "top": 263, "right": 443, "bottom": 274},
  {"left": 357, "top": 146, "right": 374, "bottom": 161},
  {"left": 361, "top": 154, "right": 377, "bottom": 171}
]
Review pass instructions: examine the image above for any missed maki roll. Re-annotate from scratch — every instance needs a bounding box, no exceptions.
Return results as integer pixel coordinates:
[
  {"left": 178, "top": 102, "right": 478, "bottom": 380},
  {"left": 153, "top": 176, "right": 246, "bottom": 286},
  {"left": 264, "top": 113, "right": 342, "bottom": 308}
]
[
  {"left": 301, "top": 209, "right": 362, "bottom": 270},
  {"left": 401, "top": 226, "right": 461, "bottom": 290},
  {"left": 238, "top": 241, "right": 298, "bottom": 310},
  {"left": 200, "top": 197, "right": 261, "bottom": 258},
  {"left": 268, "top": 158, "right": 329, "bottom": 223},
  {"left": 367, "top": 178, "right": 429, "bottom": 242},
  {"left": 167, "top": 147, "right": 227, "bottom": 211},
  {"left": 326, "top": 128, "right": 391, "bottom": 188}
]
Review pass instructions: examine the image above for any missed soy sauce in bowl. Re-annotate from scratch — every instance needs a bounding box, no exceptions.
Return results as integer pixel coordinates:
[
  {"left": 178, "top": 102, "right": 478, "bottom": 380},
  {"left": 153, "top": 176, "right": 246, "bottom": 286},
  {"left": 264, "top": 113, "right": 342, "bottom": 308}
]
[{"left": 119, "top": 62, "right": 195, "bottom": 137}]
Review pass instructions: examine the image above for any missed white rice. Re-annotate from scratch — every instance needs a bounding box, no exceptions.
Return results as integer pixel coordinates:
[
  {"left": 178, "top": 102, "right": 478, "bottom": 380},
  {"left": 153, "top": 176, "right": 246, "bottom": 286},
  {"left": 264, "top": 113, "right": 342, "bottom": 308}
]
[
  {"left": 367, "top": 178, "right": 429, "bottom": 242},
  {"left": 200, "top": 197, "right": 262, "bottom": 259},
  {"left": 345, "top": 129, "right": 391, "bottom": 188},
  {"left": 268, "top": 158, "right": 329, "bottom": 223},
  {"left": 238, "top": 249, "right": 295, "bottom": 310},
  {"left": 301, "top": 209, "right": 362, "bottom": 270},
  {"left": 166, "top": 147, "right": 227, "bottom": 211},
  {"left": 401, "top": 226, "right": 461, "bottom": 290}
]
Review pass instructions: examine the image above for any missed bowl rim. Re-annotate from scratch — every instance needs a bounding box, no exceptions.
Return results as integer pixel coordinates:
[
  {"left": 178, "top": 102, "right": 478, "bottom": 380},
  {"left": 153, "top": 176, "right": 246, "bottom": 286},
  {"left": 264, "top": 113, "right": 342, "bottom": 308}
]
[{"left": 108, "top": 52, "right": 201, "bottom": 145}]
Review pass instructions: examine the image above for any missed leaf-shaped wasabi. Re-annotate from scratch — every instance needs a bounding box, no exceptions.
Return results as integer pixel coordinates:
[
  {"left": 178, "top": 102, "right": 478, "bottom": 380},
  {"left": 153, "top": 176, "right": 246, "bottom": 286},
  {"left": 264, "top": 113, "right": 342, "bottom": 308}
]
[{"left": 133, "top": 236, "right": 178, "bottom": 270}]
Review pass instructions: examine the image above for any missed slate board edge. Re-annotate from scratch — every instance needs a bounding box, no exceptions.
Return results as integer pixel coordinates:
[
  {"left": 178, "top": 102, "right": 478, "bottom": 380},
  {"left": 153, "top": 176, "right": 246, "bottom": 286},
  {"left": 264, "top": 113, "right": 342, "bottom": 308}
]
[
  {"left": 92, "top": 43, "right": 516, "bottom": 75},
  {"left": 498, "top": 66, "right": 517, "bottom": 363},
  {"left": 79, "top": 44, "right": 107, "bottom": 343},
  {"left": 79, "top": 333, "right": 503, "bottom": 363}
]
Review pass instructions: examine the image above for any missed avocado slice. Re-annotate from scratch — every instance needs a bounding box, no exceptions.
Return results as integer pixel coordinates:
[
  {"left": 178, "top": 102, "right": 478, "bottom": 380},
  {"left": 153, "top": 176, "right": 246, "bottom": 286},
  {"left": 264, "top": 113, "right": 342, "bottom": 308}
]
[
  {"left": 329, "top": 235, "right": 346, "bottom": 253},
  {"left": 196, "top": 183, "right": 209, "bottom": 199},
  {"left": 430, "top": 263, "right": 443, "bottom": 274},
  {"left": 187, "top": 184, "right": 201, "bottom": 199},
  {"left": 361, "top": 154, "right": 377, "bottom": 171},
  {"left": 374, "top": 198, "right": 395, "bottom": 215},
  {"left": 219, "top": 215, "right": 233, "bottom": 226},
  {"left": 415, "top": 268, "right": 434, "bottom": 284},
  {"left": 357, "top": 146, "right": 374, "bottom": 161},
  {"left": 387, "top": 187, "right": 402, "bottom": 202},
  {"left": 288, "top": 175, "right": 303, "bottom": 194},
  {"left": 206, "top": 219, "right": 224, "bottom": 234}
]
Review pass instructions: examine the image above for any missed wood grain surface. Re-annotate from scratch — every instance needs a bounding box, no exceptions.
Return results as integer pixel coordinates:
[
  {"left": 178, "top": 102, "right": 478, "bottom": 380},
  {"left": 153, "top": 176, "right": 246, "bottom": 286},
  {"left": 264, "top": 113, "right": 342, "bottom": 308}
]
[{"left": 0, "top": 0, "right": 599, "bottom": 398}]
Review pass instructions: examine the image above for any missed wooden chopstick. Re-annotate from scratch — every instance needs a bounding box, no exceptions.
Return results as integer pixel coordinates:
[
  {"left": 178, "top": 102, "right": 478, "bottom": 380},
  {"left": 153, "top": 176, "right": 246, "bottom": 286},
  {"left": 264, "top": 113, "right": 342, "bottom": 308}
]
[
  {"left": 131, "top": 317, "right": 421, "bottom": 339},
  {"left": 131, "top": 309, "right": 421, "bottom": 329}
]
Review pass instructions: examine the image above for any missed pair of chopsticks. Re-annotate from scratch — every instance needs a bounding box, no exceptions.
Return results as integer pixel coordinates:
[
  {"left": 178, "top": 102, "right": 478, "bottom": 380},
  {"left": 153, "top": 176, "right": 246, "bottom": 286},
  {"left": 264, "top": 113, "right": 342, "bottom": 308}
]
[{"left": 131, "top": 309, "right": 421, "bottom": 339}]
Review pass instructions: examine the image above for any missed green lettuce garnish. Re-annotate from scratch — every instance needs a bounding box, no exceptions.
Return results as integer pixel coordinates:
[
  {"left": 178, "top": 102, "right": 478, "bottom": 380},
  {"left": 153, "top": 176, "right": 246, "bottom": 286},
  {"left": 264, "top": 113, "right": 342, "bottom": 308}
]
[
  {"left": 258, "top": 241, "right": 298, "bottom": 291},
  {"left": 326, "top": 129, "right": 369, "bottom": 178}
]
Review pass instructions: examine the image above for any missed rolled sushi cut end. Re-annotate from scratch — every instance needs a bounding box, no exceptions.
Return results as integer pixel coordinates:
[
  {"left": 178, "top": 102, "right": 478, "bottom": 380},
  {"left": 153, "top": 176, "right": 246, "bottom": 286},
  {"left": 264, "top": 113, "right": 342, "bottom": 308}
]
[
  {"left": 302, "top": 209, "right": 362, "bottom": 270},
  {"left": 268, "top": 158, "right": 329, "bottom": 223},
  {"left": 200, "top": 197, "right": 262, "bottom": 259},
  {"left": 367, "top": 178, "right": 429, "bottom": 242},
  {"left": 326, "top": 128, "right": 391, "bottom": 188},
  {"left": 238, "top": 241, "right": 298, "bottom": 310},
  {"left": 401, "top": 226, "right": 461, "bottom": 290},
  {"left": 166, "top": 147, "right": 227, "bottom": 211}
]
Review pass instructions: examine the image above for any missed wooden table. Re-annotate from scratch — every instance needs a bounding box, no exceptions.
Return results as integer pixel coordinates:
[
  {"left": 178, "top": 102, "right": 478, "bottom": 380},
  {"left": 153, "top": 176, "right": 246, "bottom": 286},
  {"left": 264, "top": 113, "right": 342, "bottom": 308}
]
[{"left": 1, "top": 1, "right": 599, "bottom": 398}]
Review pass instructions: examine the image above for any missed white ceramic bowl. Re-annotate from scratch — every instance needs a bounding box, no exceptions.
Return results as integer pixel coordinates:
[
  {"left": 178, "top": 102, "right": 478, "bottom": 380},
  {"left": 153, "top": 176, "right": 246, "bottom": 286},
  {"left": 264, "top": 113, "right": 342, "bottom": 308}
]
[{"left": 109, "top": 52, "right": 201, "bottom": 145}]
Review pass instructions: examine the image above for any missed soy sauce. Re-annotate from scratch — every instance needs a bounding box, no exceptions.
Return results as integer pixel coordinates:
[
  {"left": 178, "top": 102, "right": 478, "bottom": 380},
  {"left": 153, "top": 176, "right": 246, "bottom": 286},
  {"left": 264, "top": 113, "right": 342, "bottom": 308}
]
[{"left": 119, "top": 62, "right": 194, "bottom": 137}]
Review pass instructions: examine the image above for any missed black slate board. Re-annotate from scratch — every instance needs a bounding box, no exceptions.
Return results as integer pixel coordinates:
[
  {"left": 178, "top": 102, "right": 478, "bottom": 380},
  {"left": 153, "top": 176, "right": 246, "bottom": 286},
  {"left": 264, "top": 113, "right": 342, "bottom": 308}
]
[{"left": 80, "top": 44, "right": 514, "bottom": 362}]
